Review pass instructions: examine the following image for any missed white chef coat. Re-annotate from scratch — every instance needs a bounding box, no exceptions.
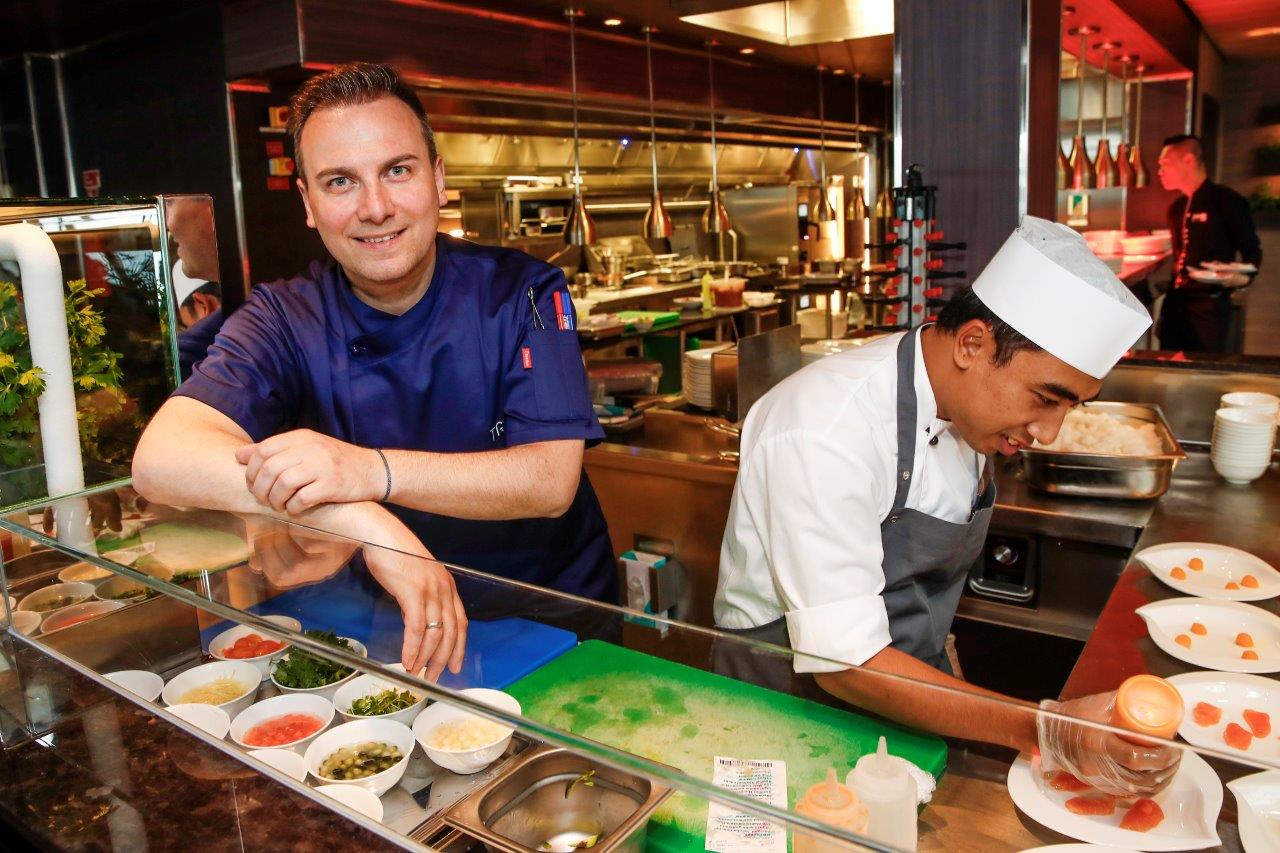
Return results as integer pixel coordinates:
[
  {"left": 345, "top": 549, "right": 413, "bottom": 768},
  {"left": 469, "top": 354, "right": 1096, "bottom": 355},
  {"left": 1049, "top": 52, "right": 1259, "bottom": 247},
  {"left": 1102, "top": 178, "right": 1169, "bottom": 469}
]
[{"left": 714, "top": 331, "right": 986, "bottom": 673}]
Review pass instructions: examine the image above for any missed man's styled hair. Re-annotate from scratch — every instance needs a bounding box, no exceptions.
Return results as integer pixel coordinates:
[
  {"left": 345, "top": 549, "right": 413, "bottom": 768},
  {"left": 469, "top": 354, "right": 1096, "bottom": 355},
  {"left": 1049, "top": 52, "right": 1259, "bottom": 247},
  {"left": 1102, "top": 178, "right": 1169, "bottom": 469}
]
[
  {"left": 287, "top": 62, "right": 438, "bottom": 179},
  {"left": 934, "top": 289, "right": 1042, "bottom": 366},
  {"left": 1161, "top": 133, "right": 1205, "bottom": 165}
]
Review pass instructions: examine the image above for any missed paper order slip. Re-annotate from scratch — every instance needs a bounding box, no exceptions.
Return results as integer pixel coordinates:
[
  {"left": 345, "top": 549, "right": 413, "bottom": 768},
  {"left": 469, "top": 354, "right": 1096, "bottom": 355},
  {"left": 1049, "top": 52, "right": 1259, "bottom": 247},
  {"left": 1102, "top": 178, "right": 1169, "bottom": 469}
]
[{"left": 705, "top": 757, "right": 787, "bottom": 853}]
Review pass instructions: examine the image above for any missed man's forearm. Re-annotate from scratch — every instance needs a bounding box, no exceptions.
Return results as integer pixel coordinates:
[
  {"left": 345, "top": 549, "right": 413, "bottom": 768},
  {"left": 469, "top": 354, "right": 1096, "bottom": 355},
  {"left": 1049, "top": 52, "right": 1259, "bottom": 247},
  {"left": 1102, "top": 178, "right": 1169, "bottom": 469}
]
[
  {"left": 814, "top": 647, "right": 1038, "bottom": 752},
  {"left": 383, "top": 440, "right": 581, "bottom": 521}
]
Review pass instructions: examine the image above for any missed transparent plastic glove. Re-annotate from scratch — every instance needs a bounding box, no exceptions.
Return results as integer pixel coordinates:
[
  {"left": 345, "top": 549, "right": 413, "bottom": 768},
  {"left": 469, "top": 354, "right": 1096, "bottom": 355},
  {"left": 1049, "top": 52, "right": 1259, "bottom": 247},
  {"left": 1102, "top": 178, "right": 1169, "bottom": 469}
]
[{"left": 1037, "top": 691, "right": 1182, "bottom": 797}]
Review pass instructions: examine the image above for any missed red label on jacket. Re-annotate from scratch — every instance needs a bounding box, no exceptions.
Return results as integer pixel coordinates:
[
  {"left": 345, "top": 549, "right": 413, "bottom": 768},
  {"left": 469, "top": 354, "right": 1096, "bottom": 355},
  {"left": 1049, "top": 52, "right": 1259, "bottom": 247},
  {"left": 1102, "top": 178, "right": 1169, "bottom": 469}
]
[{"left": 521, "top": 347, "right": 532, "bottom": 369}]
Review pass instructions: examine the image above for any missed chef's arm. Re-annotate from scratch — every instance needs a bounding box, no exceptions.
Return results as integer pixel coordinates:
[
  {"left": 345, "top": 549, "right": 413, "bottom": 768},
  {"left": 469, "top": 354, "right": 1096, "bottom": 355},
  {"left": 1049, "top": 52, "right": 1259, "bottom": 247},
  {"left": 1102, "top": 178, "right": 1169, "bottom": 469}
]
[
  {"left": 813, "top": 646, "right": 1038, "bottom": 751},
  {"left": 380, "top": 441, "right": 582, "bottom": 520}
]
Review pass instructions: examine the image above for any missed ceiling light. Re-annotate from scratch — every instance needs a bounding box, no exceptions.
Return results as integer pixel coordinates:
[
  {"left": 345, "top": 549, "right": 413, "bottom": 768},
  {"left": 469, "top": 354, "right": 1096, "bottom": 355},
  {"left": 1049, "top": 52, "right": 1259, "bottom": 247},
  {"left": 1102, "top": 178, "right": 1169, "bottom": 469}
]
[
  {"left": 739, "top": 47, "right": 755, "bottom": 54},
  {"left": 679, "top": 0, "right": 892, "bottom": 47},
  {"left": 603, "top": 17, "right": 622, "bottom": 26},
  {"left": 1245, "top": 26, "right": 1280, "bottom": 38}
]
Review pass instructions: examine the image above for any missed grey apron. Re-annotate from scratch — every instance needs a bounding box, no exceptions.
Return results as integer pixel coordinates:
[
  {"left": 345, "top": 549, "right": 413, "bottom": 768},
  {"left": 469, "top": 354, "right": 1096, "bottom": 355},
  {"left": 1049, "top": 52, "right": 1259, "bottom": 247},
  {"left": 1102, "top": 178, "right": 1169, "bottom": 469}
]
[{"left": 713, "top": 328, "right": 996, "bottom": 695}]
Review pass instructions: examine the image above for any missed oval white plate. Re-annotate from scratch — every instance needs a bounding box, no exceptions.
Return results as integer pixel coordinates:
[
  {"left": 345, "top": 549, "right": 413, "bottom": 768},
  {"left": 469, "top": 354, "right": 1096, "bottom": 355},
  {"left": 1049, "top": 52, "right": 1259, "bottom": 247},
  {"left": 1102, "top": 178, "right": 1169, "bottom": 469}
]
[
  {"left": 1135, "top": 543, "right": 1280, "bottom": 602},
  {"left": 1136, "top": 599, "right": 1280, "bottom": 674},
  {"left": 1227, "top": 771, "right": 1280, "bottom": 853},
  {"left": 1168, "top": 672, "right": 1280, "bottom": 763},
  {"left": 1021, "top": 846, "right": 1141, "bottom": 852},
  {"left": 315, "top": 784, "right": 383, "bottom": 822},
  {"left": 1007, "top": 751, "right": 1222, "bottom": 851}
]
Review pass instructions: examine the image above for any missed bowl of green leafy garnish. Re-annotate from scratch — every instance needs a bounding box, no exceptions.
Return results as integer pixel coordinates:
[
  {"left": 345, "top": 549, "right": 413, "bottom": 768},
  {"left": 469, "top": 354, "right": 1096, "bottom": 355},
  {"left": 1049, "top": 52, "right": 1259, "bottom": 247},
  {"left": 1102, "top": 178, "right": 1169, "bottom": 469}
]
[
  {"left": 333, "top": 664, "right": 427, "bottom": 727},
  {"left": 270, "top": 630, "right": 368, "bottom": 701}
]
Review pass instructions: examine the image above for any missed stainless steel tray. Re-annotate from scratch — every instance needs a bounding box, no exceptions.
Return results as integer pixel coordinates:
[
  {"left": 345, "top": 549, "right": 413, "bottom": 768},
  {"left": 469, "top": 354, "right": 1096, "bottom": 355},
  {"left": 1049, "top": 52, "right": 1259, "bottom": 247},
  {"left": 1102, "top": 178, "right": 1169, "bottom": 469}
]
[{"left": 1019, "top": 401, "right": 1187, "bottom": 500}]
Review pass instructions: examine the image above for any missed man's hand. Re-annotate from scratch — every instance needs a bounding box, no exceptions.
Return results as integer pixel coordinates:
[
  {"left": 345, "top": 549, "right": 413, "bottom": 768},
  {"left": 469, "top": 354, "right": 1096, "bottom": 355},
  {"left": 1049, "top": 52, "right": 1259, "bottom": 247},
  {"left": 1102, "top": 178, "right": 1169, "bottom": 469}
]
[
  {"left": 1224, "top": 272, "right": 1251, "bottom": 288},
  {"left": 246, "top": 521, "right": 357, "bottom": 590},
  {"left": 235, "top": 429, "right": 383, "bottom": 514},
  {"left": 362, "top": 529, "right": 467, "bottom": 680},
  {"left": 1038, "top": 692, "right": 1183, "bottom": 797}
]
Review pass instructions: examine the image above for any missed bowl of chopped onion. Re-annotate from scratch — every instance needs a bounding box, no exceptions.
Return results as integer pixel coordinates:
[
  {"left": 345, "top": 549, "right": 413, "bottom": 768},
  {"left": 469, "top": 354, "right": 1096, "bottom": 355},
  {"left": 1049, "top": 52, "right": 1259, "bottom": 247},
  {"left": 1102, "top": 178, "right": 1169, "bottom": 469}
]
[
  {"left": 303, "top": 718, "right": 415, "bottom": 796},
  {"left": 412, "top": 688, "right": 521, "bottom": 774}
]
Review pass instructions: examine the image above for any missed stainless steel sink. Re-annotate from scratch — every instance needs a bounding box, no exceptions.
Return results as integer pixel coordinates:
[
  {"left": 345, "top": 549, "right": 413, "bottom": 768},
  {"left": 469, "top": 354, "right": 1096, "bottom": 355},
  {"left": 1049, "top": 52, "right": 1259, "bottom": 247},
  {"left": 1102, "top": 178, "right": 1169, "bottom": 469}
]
[{"left": 446, "top": 747, "right": 672, "bottom": 853}]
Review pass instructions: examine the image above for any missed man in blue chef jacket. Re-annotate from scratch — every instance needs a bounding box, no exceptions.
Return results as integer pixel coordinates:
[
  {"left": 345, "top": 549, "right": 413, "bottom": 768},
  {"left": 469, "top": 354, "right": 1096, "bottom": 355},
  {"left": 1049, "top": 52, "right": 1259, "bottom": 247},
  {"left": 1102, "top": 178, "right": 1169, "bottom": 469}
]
[{"left": 132, "top": 63, "right": 616, "bottom": 679}]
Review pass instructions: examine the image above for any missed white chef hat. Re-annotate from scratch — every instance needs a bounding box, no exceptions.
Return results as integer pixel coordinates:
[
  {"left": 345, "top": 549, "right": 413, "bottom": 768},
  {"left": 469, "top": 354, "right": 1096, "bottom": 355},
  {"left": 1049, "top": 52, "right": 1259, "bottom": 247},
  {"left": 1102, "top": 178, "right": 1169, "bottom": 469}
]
[{"left": 972, "top": 216, "right": 1151, "bottom": 379}]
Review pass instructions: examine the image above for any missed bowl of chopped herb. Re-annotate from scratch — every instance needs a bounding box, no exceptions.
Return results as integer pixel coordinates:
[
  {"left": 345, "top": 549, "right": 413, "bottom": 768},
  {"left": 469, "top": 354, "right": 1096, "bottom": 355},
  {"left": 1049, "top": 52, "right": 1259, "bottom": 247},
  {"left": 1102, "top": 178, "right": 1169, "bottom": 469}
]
[
  {"left": 333, "top": 664, "right": 428, "bottom": 728},
  {"left": 269, "top": 630, "right": 367, "bottom": 701}
]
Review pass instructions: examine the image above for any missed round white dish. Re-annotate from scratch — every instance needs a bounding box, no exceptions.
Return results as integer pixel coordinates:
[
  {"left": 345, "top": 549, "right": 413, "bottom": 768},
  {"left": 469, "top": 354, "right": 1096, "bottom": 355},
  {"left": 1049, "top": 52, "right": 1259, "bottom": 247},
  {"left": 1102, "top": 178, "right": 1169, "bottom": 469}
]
[
  {"left": 1135, "top": 599, "right": 1280, "bottom": 674},
  {"left": 333, "top": 664, "right": 428, "bottom": 728},
  {"left": 1006, "top": 750, "right": 1221, "bottom": 851},
  {"left": 18, "top": 581, "right": 95, "bottom": 616},
  {"left": 315, "top": 784, "right": 384, "bottom": 822},
  {"left": 1188, "top": 268, "right": 1234, "bottom": 284},
  {"left": 105, "top": 670, "right": 164, "bottom": 702},
  {"left": 303, "top": 718, "right": 415, "bottom": 796},
  {"left": 1202, "top": 261, "right": 1258, "bottom": 274},
  {"left": 247, "top": 748, "right": 309, "bottom": 782},
  {"left": 94, "top": 575, "right": 153, "bottom": 604},
  {"left": 209, "top": 623, "right": 292, "bottom": 681},
  {"left": 162, "top": 659, "right": 261, "bottom": 718},
  {"left": 1135, "top": 542, "right": 1280, "bottom": 602},
  {"left": 230, "top": 692, "right": 335, "bottom": 752},
  {"left": 167, "top": 703, "right": 231, "bottom": 739},
  {"left": 40, "top": 600, "right": 124, "bottom": 633},
  {"left": 412, "top": 688, "right": 520, "bottom": 774},
  {"left": 270, "top": 637, "right": 367, "bottom": 701},
  {"left": 1227, "top": 770, "right": 1280, "bottom": 853},
  {"left": 57, "top": 561, "right": 115, "bottom": 584},
  {"left": 1167, "top": 671, "right": 1280, "bottom": 763},
  {"left": 10, "top": 611, "right": 41, "bottom": 636}
]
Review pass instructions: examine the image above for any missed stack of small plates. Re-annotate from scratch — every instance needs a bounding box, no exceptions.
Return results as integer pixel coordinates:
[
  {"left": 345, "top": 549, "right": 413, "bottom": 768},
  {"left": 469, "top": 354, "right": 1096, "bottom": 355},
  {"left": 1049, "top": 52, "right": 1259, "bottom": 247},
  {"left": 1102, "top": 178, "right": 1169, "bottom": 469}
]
[
  {"left": 1212, "top": 407, "right": 1276, "bottom": 485},
  {"left": 682, "top": 344, "right": 732, "bottom": 409}
]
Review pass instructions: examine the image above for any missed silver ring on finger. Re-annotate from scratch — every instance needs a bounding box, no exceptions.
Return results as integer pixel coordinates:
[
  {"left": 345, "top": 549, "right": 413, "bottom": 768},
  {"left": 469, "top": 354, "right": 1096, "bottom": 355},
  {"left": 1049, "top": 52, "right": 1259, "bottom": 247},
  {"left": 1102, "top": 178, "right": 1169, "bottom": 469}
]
[{"left": 426, "top": 620, "right": 444, "bottom": 630}]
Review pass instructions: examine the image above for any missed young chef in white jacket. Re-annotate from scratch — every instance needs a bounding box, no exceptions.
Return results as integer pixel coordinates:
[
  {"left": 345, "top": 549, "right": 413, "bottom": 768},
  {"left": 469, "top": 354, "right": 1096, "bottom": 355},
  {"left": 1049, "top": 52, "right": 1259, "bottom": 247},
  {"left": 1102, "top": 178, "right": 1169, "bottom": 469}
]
[{"left": 715, "top": 216, "right": 1179, "bottom": 796}]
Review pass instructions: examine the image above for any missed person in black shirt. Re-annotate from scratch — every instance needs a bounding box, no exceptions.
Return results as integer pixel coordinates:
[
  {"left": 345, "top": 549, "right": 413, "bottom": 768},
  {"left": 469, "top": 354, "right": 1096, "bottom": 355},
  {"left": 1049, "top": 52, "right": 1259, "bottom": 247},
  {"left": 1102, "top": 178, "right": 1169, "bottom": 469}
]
[{"left": 1156, "top": 134, "right": 1263, "bottom": 352}]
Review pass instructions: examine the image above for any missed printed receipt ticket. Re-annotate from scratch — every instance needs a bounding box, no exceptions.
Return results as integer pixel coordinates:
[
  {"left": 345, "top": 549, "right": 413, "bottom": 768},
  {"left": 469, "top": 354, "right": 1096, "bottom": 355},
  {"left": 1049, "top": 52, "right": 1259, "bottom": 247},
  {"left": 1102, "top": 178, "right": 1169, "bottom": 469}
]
[{"left": 705, "top": 756, "right": 787, "bottom": 853}]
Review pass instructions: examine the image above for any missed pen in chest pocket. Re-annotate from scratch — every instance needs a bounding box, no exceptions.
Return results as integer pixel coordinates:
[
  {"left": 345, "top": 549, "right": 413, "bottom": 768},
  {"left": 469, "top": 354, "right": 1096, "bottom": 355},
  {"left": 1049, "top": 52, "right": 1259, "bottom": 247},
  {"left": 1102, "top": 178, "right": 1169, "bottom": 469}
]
[{"left": 527, "top": 287, "right": 546, "bottom": 330}]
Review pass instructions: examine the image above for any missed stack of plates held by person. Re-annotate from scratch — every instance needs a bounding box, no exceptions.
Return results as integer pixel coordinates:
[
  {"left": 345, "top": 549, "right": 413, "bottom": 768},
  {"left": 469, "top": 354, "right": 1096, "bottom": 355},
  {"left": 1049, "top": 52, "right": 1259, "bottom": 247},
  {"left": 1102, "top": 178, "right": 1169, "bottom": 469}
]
[
  {"left": 1211, "top": 407, "right": 1276, "bottom": 485},
  {"left": 682, "top": 343, "right": 733, "bottom": 409}
]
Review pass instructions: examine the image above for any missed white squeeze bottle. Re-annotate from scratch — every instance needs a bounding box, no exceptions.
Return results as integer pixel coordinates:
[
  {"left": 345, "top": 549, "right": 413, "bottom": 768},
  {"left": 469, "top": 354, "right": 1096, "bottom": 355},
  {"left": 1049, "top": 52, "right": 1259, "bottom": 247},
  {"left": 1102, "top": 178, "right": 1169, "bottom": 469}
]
[{"left": 847, "top": 737, "right": 918, "bottom": 851}]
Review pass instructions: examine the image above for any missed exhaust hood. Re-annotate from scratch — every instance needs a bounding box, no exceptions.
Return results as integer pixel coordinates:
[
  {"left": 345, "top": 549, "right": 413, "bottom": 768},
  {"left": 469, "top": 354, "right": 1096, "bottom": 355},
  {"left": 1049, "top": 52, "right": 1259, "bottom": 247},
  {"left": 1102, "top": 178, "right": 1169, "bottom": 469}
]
[{"left": 674, "top": 0, "right": 893, "bottom": 46}]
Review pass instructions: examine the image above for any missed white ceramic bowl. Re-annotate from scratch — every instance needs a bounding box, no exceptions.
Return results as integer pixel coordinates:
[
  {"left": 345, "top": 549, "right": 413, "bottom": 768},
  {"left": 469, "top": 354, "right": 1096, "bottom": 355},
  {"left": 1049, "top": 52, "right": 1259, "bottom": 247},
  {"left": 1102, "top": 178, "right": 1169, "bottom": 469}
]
[
  {"left": 57, "top": 561, "right": 114, "bottom": 584},
  {"left": 209, "top": 624, "right": 292, "bottom": 681},
  {"left": 743, "top": 291, "right": 775, "bottom": 308},
  {"left": 304, "top": 718, "right": 415, "bottom": 796},
  {"left": 40, "top": 600, "right": 124, "bottom": 633},
  {"left": 1221, "top": 392, "right": 1280, "bottom": 416},
  {"left": 316, "top": 784, "right": 384, "bottom": 822},
  {"left": 94, "top": 575, "right": 153, "bottom": 604},
  {"left": 1216, "top": 408, "right": 1278, "bottom": 431},
  {"left": 248, "top": 748, "right": 309, "bottom": 782},
  {"left": 269, "top": 637, "right": 367, "bottom": 701},
  {"left": 263, "top": 614, "right": 302, "bottom": 633},
  {"left": 1212, "top": 455, "right": 1270, "bottom": 485},
  {"left": 105, "top": 670, "right": 165, "bottom": 702},
  {"left": 412, "top": 688, "right": 521, "bottom": 774},
  {"left": 162, "top": 660, "right": 261, "bottom": 718},
  {"left": 17, "top": 581, "right": 95, "bottom": 617},
  {"left": 230, "top": 693, "right": 335, "bottom": 752},
  {"left": 10, "top": 611, "right": 41, "bottom": 636},
  {"left": 167, "top": 702, "right": 231, "bottom": 739},
  {"left": 333, "top": 665, "right": 428, "bottom": 728}
]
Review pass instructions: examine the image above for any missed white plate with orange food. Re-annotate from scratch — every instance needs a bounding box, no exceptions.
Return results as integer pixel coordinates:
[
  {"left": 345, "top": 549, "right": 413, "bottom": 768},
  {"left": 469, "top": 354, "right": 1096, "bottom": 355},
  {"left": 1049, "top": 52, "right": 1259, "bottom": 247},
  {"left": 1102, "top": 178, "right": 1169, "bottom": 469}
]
[
  {"left": 1006, "top": 750, "right": 1221, "bottom": 850},
  {"left": 1168, "top": 672, "right": 1280, "bottom": 763},
  {"left": 1136, "top": 599, "right": 1280, "bottom": 674},
  {"left": 1135, "top": 543, "right": 1280, "bottom": 602}
]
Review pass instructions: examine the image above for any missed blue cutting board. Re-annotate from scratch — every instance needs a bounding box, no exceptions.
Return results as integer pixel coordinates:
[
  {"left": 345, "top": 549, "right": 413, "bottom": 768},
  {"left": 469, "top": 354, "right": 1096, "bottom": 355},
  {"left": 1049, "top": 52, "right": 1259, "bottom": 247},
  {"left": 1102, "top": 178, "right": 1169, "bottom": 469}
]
[{"left": 199, "top": 567, "right": 576, "bottom": 689}]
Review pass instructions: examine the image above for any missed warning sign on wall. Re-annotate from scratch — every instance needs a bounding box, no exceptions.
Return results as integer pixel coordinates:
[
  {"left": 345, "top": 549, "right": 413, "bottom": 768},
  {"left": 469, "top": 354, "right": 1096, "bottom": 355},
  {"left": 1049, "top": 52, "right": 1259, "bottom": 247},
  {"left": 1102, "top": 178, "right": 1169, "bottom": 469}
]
[{"left": 82, "top": 169, "right": 101, "bottom": 197}]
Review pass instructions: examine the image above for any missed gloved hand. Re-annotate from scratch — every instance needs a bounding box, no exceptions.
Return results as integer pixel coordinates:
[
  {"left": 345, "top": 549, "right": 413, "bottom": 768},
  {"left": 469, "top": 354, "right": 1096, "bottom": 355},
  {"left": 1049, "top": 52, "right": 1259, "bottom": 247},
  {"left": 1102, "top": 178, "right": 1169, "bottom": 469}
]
[{"left": 1037, "top": 691, "right": 1182, "bottom": 797}]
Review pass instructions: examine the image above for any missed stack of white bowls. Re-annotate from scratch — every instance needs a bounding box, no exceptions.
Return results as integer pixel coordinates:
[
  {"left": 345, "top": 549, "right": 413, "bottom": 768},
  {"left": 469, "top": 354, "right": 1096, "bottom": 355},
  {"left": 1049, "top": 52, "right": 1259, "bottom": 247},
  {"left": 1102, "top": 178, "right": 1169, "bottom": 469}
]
[
  {"left": 1212, "top": 395, "right": 1277, "bottom": 485},
  {"left": 682, "top": 344, "right": 731, "bottom": 409}
]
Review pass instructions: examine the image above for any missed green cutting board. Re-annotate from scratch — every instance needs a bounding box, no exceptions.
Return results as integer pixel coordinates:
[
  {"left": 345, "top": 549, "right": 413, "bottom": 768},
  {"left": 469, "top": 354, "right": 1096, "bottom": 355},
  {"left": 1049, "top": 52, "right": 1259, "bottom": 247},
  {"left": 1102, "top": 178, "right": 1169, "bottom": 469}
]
[{"left": 506, "top": 640, "right": 947, "bottom": 852}]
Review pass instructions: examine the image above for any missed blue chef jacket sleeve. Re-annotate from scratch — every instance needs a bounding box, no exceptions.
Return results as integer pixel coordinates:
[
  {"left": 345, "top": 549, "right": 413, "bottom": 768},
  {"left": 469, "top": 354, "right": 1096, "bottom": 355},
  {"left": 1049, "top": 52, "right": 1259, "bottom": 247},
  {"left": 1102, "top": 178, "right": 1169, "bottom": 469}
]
[
  {"left": 170, "top": 289, "right": 301, "bottom": 442},
  {"left": 501, "top": 266, "right": 604, "bottom": 448}
]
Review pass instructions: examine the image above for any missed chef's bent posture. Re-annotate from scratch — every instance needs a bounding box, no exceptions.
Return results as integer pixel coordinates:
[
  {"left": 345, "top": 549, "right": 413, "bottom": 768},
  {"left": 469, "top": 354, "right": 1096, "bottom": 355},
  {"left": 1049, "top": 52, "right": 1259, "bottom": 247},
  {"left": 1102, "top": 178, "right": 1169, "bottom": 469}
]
[
  {"left": 132, "top": 63, "right": 615, "bottom": 680},
  {"left": 716, "top": 216, "right": 1180, "bottom": 795}
]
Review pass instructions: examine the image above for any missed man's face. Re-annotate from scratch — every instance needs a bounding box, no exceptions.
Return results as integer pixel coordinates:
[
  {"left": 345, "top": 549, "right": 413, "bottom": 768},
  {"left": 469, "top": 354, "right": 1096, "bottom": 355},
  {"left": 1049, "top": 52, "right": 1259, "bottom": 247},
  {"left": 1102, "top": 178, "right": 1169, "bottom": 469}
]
[
  {"left": 167, "top": 197, "right": 219, "bottom": 282},
  {"left": 944, "top": 322, "right": 1103, "bottom": 456},
  {"left": 296, "top": 96, "right": 447, "bottom": 297},
  {"left": 1157, "top": 145, "right": 1195, "bottom": 193}
]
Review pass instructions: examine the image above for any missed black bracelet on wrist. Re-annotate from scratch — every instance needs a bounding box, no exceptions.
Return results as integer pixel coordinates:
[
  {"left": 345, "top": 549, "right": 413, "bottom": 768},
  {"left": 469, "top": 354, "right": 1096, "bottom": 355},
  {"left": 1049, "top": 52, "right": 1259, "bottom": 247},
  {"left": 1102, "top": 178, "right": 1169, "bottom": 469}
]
[{"left": 374, "top": 448, "right": 392, "bottom": 502}]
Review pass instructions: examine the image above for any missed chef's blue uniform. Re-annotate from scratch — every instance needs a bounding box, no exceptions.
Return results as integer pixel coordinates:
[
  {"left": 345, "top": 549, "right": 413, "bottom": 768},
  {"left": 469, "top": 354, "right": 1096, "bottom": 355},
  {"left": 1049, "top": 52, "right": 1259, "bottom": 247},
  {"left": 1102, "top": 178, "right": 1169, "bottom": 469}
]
[{"left": 174, "top": 235, "right": 617, "bottom": 601}]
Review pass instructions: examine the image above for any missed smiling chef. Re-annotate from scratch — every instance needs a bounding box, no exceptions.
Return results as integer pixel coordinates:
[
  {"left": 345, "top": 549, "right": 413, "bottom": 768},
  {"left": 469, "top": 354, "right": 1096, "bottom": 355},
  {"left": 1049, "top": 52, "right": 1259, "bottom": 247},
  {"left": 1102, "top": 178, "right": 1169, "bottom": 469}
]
[{"left": 715, "top": 216, "right": 1181, "bottom": 795}]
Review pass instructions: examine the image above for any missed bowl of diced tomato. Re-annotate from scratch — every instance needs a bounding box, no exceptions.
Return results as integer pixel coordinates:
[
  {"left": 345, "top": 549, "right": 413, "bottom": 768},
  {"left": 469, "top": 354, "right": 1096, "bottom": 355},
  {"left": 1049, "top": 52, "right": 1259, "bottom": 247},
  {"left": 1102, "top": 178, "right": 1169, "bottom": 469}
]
[
  {"left": 230, "top": 693, "right": 335, "bottom": 753},
  {"left": 210, "top": 623, "right": 292, "bottom": 681}
]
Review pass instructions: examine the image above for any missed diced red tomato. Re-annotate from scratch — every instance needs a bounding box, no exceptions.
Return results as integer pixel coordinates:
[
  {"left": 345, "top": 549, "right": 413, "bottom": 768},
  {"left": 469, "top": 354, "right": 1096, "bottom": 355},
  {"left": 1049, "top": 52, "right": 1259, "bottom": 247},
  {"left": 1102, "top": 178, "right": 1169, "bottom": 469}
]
[
  {"left": 1243, "top": 709, "right": 1272, "bottom": 738},
  {"left": 1119, "top": 798, "right": 1164, "bottom": 832},
  {"left": 1224, "top": 722, "right": 1254, "bottom": 751},
  {"left": 1192, "top": 702, "right": 1222, "bottom": 727},
  {"left": 1049, "top": 771, "right": 1091, "bottom": 792},
  {"left": 1065, "top": 795, "right": 1116, "bottom": 816},
  {"left": 243, "top": 713, "right": 325, "bottom": 747},
  {"left": 222, "top": 633, "right": 286, "bottom": 659}
]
